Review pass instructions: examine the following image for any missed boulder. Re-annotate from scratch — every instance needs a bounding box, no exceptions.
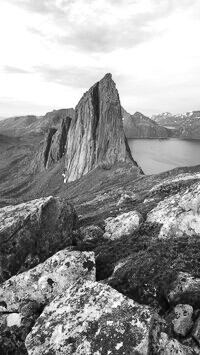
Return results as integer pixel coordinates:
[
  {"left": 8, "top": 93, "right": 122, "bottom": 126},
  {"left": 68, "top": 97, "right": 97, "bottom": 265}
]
[
  {"left": 172, "top": 304, "right": 193, "bottom": 337},
  {"left": 147, "top": 182, "right": 200, "bottom": 239},
  {"left": 25, "top": 281, "right": 154, "bottom": 355},
  {"left": 0, "top": 249, "right": 95, "bottom": 311},
  {"left": 64, "top": 73, "right": 138, "bottom": 182},
  {"left": 103, "top": 211, "right": 142, "bottom": 240},
  {"left": 151, "top": 316, "right": 198, "bottom": 355},
  {"left": 0, "top": 196, "right": 77, "bottom": 282},
  {"left": 0, "top": 250, "right": 95, "bottom": 355},
  {"left": 167, "top": 272, "right": 200, "bottom": 308}
]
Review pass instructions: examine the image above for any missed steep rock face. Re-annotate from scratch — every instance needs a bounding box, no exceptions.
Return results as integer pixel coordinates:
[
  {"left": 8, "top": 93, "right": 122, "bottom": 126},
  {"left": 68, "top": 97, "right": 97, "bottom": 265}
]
[
  {"left": 45, "top": 116, "right": 71, "bottom": 169},
  {"left": 64, "top": 73, "right": 136, "bottom": 182},
  {"left": 0, "top": 196, "right": 77, "bottom": 282},
  {"left": 32, "top": 116, "right": 71, "bottom": 171},
  {"left": 123, "top": 111, "right": 169, "bottom": 139}
]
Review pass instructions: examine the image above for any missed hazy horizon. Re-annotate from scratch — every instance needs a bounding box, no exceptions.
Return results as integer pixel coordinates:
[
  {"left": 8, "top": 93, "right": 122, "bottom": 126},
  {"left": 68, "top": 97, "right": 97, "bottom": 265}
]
[{"left": 0, "top": 0, "right": 200, "bottom": 117}]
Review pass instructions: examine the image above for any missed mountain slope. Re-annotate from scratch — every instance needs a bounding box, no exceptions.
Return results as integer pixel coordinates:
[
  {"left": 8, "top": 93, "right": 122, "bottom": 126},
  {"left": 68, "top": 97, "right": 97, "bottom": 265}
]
[
  {"left": 152, "top": 111, "right": 200, "bottom": 138},
  {"left": 0, "top": 108, "right": 75, "bottom": 137},
  {"left": 123, "top": 110, "right": 169, "bottom": 138}
]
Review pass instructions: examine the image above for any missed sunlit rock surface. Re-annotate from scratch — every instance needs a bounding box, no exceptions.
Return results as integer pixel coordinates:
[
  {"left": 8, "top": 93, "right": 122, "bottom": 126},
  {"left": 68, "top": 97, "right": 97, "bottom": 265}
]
[
  {"left": 0, "top": 249, "right": 95, "bottom": 311},
  {"left": 147, "top": 181, "right": 200, "bottom": 239},
  {"left": 103, "top": 211, "right": 142, "bottom": 240},
  {"left": 25, "top": 281, "right": 154, "bottom": 355}
]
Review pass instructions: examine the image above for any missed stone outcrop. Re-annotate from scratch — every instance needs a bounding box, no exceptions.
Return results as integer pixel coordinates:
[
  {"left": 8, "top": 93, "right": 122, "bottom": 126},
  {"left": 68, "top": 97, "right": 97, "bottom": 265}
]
[
  {"left": 172, "top": 304, "right": 193, "bottom": 337},
  {"left": 167, "top": 272, "right": 200, "bottom": 308},
  {"left": 103, "top": 211, "right": 142, "bottom": 240},
  {"left": 147, "top": 181, "right": 200, "bottom": 239},
  {"left": 64, "top": 73, "right": 136, "bottom": 182},
  {"left": 0, "top": 196, "right": 77, "bottom": 282},
  {"left": 25, "top": 281, "right": 154, "bottom": 354},
  {"left": 123, "top": 110, "right": 169, "bottom": 139},
  {"left": 0, "top": 250, "right": 95, "bottom": 355},
  {"left": 0, "top": 249, "right": 95, "bottom": 311}
]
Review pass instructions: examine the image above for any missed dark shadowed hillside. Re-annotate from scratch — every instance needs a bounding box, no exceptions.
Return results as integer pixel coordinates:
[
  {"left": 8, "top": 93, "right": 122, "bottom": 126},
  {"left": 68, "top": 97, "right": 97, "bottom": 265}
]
[{"left": 123, "top": 109, "right": 169, "bottom": 138}]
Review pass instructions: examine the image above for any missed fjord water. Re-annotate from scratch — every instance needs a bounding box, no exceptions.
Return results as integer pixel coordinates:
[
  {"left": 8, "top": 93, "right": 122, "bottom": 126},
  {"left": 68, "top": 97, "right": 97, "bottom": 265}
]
[{"left": 128, "top": 138, "right": 200, "bottom": 174}]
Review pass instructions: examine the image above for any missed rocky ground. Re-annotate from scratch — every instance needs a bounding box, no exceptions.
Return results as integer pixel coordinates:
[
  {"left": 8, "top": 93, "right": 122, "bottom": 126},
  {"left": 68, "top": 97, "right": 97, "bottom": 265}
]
[{"left": 1, "top": 161, "right": 200, "bottom": 353}]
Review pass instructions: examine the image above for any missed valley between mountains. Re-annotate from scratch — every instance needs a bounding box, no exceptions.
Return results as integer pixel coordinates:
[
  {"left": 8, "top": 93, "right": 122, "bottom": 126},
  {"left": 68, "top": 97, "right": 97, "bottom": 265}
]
[{"left": 1, "top": 74, "right": 200, "bottom": 354}]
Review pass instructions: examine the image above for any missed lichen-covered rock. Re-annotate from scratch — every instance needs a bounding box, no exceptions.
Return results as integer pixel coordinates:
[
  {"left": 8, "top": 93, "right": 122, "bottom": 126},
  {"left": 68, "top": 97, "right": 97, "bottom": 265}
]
[
  {"left": 64, "top": 73, "right": 138, "bottom": 182},
  {"left": 25, "top": 281, "right": 154, "bottom": 355},
  {"left": 192, "top": 315, "right": 200, "bottom": 345},
  {"left": 0, "top": 196, "right": 77, "bottom": 282},
  {"left": 103, "top": 211, "right": 142, "bottom": 240},
  {"left": 0, "top": 249, "right": 95, "bottom": 311},
  {"left": 0, "top": 250, "right": 95, "bottom": 355},
  {"left": 167, "top": 272, "right": 200, "bottom": 308},
  {"left": 172, "top": 304, "right": 193, "bottom": 337},
  {"left": 151, "top": 316, "right": 198, "bottom": 355},
  {"left": 147, "top": 182, "right": 200, "bottom": 239}
]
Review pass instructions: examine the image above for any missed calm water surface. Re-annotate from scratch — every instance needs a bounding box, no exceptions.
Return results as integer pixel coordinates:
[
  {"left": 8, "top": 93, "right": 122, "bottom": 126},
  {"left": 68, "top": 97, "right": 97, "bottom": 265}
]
[{"left": 128, "top": 138, "right": 200, "bottom": 174}]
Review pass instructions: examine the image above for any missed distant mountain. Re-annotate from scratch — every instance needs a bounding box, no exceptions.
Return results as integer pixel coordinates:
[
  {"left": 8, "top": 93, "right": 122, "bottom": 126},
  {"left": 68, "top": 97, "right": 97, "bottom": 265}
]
[
  {"left": 151, "top": 111, "right": 200, "bottom": 139},
  {"left": 0, "top": 108, "right": 75, "bottom": 137},
  {"left": 122, "top": 109, "right": 169, "bottom": 138}
]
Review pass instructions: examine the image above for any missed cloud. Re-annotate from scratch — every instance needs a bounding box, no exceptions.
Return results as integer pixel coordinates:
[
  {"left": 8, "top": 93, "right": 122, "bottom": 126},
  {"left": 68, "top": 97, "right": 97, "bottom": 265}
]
[
  {"left": 2, "top": 66, "right": 30, "bottom": 74},
  {"left": 6, "top": 0, "right": 200, "bottom": 54},
  {"left": 34, "top": 65, "right": 112, "bottom": 88}
]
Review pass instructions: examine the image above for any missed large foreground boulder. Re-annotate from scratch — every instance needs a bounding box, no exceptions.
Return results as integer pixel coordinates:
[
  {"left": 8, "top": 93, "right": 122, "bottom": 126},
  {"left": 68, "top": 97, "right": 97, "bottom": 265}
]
[
  {"left": 0, "top": 196, "right": 77, "bottom": 282},
  {"left": 0, "top": 250, "right": 95, "bottom": 355},
  {"left": 0, "top": 249, "right": 95, "bottom": 311},
  {"left": 25, "top": 281, "right": 154, "bottom": 355}
]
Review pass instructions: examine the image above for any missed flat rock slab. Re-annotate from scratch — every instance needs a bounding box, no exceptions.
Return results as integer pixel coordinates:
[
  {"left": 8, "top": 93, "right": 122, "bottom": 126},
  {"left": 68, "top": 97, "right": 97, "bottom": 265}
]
[
  {"left": 0, "top": 249, "right": 95, "bottom": 312},
  {"left": 0, "top": 196, "right": 77, "bottom": 282},
  {"left": 25, "top": 281, "right": 154, "bottom": 355},
  {"left": 147, "top": 182, "right": 200, "bottom": 239},
  {"left": 103, "top": 211, "right": 142, "bottom": 240}
]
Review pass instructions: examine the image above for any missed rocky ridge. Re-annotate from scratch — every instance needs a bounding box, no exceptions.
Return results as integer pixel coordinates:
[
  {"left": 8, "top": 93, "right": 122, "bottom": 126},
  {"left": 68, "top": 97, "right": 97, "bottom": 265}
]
[
  {"left": 123, "top": 109, "right": 169, "bottom": 139},
  {"left": 152, "top": 110, "right": 200, "bottom": 138}
]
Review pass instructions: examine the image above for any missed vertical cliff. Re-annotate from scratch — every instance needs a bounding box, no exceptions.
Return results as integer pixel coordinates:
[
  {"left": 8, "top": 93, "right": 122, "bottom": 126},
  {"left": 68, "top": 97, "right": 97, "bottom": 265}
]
[
  {"left": 45, "top": 117, "right": 71, "bottom": 169},
  {"left": 64, "top": 73, "right": 135, "bottom": 182}
]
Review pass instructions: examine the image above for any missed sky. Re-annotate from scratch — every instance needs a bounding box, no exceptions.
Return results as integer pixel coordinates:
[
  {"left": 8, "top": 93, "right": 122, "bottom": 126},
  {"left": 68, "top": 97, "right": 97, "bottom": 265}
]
[{"left": 0, "top": 0, "right": 200, "bottom": 117}]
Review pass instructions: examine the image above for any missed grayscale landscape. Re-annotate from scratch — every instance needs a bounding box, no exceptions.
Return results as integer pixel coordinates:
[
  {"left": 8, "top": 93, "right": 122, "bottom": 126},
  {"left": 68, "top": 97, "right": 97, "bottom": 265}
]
[{"left": 1, "top": 1, "right": 200, "bottom": 354}]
